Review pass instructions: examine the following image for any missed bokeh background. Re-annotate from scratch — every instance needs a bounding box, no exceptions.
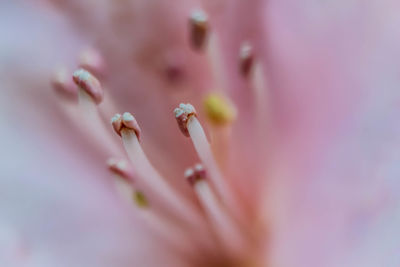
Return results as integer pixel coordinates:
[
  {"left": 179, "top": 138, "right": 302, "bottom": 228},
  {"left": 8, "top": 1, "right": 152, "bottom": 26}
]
[{"left": 1, "top": 0, "right": 400, "bottom": 266}]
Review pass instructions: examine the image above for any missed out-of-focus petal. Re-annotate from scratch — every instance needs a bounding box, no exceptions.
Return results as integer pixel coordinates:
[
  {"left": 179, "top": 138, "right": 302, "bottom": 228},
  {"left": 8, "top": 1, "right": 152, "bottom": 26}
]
[{"left": 261, "top": 0, "right": 400, "bottom": 266}]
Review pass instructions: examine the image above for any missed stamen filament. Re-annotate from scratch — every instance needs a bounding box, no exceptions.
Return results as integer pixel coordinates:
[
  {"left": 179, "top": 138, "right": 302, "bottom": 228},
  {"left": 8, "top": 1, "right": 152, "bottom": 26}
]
[
  {"left": 240, "top": 43, "right": 269, "bottom": 131},
  {"left": 113, "top": 174, "right": 135, "bottom": 206},
  {"left": 73, "top": 69, "right": 120, "bottom": 156},
  {"left": 186, "top": 116, "right": 243, "bottom": 220},
  {"left": 186, "top": 165, "right": 246, "bottom": 255},
  {"left": 120, "top": 128, "right": 207, "bottom": 231},
  {"left": 138, "top": 209, "right": 197, "bottom": 258},
  {"left": 108, "top": 160, "right": 196, "bottom": 257},
  {"left": 189, "top": 9, "right": 226, "bottom": 92},
  {"left": 77, "top": 89, "right": 120, "bottom": 156},
  {"left": 242, "top": 47, "right": 270, "bottom": 168},
  {"left": 108, "top": 158, "right": 136, "bottom": 204},
  {"left": 250, "top": 61, "right": 268, "bottom": 123}
]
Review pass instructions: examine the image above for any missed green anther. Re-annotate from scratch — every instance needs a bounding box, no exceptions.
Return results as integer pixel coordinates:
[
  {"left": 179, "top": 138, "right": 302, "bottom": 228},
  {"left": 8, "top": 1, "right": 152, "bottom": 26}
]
[
  {"left": 203, "top": 93, "right": 237, "bottom": 125},
  {"left": 133, "top": 191, "right": 149, "bottom": 208}
]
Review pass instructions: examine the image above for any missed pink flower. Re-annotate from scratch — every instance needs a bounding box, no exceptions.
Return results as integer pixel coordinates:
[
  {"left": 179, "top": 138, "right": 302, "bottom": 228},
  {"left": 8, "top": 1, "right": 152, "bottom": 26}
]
[{"left": 1, "top": 0, "right": 400, "bottom": 266}]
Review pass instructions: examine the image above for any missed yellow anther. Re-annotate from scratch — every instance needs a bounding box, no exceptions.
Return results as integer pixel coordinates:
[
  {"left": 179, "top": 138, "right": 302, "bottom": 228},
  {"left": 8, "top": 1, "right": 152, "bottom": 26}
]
[
  {"left": 133, "top": 191, "right": 149, "bottom": 208},
  {"left": 203, "top": 93, "right": 237, "bottom": 125}
]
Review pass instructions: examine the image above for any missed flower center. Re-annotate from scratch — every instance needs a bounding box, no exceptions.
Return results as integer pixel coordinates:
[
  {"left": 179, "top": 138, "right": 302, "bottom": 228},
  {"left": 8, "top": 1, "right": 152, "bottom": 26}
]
[{"left": 51, "top": 8, "right": 268, "bottom": 266}]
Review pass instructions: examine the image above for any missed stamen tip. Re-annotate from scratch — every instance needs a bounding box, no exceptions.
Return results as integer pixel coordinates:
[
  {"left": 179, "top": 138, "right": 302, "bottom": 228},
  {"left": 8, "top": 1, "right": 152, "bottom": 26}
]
[
  {"left": 122, "top": 112, "right": 135, "bottom": 122},
  {"left": 185, "top": 164, "right": 205, "bottom": 185},
  {"left": 107, "top": 158, "right": 132, "bottom": 181},
  {"left": 189, "top": 9, "right": 209, "bottom": 50},
  {"left": 111, "top": 112, "right": 141, "bottom": 140},
  {"left": 174, "top": 107, "right": 184, "bottom": 118},
  {"left": 174, "top": 103, "right": 197, "bottom": 137},
  {"left": 72, "top": 68, "right": 103, "bottom": 104},
  {"left": 239, "top": 42, "right": 254, "bottom": 77},
  {"left": 111, "top": 113, "right": 123, "bottom": 136},
  {"left": 184, "top": 167, "right": 195, "bottom": 179}
]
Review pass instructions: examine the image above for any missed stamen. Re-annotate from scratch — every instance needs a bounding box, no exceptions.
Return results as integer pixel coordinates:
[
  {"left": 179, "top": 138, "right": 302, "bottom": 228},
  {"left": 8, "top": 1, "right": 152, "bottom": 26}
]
[
  {"left": 111, "top": 113, "right": 123, "bottom": 136},
  {"left": 240, "top": 44, "right": 269, "bottom": 147},
  {"left": 108, "top": 158, "right": 136, "bottom": 205},
  {"left": 138, "top": 205, "right": 197, "bottom": 258},
  {"left": 107, "top": 159, "right": 195, "bottom": 257},
  {"left": 239, "top": 42, "right": 254, "bottom": 77},
  {"left": 51, "top": 67, "right": 77, "bottom": 99},
  {"left": 107, "top": 158, "right": 133, "bottom": 181},
  {"left": 111, "top": 112, "right": 141, "bottom": 140},
  {"left": 79, "top": 47, "right": 106, "bottom": 77},
  {"left": 189, "top": 9, "right": 209, "bottom": 50},
  {"left": 174, "top": 103, "right": 196, "bottom": 137},
  {"left": 203, "top": 93, "right": 237, "bottom": 125},
  {"left": 189, "top": 9, "right": 226, "bottom": 92},
  {"left": 72, "top": 67, "right": 120, "bottom": 138},
  {"left": 72, "top": 68, "right": 103, "bottom": 104},
  {"left": 185, "top": 164, "right": 245, "bottom": 255},
  {"left": 112, "top": 112, "right": 207, "bottom": 231},
  {"left": 174, "top": 103, "right": 243, "bottom": 220},
  {"left": 72, "top": 69, "right": 120, "bottom": 156}
]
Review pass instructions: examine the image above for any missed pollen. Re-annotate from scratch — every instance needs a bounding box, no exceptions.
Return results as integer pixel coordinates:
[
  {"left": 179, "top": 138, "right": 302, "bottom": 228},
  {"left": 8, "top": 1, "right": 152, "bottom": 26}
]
[{"left": 203, "top": 93, "right": 237, "bottom": 125}]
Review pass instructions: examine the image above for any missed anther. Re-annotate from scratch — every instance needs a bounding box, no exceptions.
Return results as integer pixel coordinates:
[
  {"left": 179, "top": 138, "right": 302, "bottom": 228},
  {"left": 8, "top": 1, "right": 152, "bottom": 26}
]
[
  {"left": 174, "top": 103, "right": 197, "bottom": 137},
  {"left": 133, "top": 191, "right": 149, "bottom": 208},
  {"left": 203, "top": 93, "right": 237, "bottom": 125},
  {"left": 111, "top": 114, "right": 123, "bottom": 135},
  {"left": 184, "top": 164, "right": 206, "bottom": 186},
  {"left": 239, "top": 42, "right": 254, "bottom": 77},
  {"left": 51, "top": 67, "right": 77, "bottom": 99},
  {"left": 111, "top": 112, "right": 141, "bottom": 140},
  {"left": 189, "top": 9, "right": 209, "bottom": 50},
  {"left": 107, "top": 158, "right": 133, "bottom": 181},
  {"left": 72, "top": 68, "right": 103, "bottom": 104}
]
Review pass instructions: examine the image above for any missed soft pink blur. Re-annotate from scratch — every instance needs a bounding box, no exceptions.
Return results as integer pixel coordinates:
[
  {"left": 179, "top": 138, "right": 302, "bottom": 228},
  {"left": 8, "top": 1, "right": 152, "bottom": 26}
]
[{"left": 1, "top": 0, "right": 400, "bottom": 266}]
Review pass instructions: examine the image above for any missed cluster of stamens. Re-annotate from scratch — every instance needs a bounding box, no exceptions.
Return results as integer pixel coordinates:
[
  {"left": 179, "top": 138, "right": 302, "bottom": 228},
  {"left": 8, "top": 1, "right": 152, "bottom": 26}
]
[{"left": 52, "top": 7, "right": 267, "bottom": 266}]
